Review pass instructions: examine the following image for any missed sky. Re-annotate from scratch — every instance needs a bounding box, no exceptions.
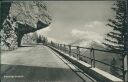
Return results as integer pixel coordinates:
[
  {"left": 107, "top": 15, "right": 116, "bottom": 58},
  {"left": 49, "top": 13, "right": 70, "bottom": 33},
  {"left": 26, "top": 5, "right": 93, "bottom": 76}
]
[{"left": 37, "top": 1, "right": 115, "bottom": 44}]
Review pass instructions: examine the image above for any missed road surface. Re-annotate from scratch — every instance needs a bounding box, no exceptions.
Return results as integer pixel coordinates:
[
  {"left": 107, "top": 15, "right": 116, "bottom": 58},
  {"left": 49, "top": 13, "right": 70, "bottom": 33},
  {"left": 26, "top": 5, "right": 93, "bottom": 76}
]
[{"left": 1, "top": 45, "right": 94, "bottom": 82}]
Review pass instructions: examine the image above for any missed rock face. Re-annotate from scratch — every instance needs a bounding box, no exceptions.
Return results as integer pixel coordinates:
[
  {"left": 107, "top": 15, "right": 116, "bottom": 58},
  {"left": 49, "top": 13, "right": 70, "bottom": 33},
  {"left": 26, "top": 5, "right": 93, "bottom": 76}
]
[
  {"left": 1, "top": 16, "right": 18, "bottom": 50},
  {"left": 1, "top": 1, "right": 52, "bottom": 50}
]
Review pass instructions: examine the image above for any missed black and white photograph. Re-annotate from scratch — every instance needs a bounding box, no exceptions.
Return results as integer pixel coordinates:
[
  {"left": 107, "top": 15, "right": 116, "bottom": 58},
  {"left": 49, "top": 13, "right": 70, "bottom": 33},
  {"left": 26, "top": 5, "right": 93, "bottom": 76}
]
[{"left": 0, "top": 0, "right": 128, "bottom": 82}]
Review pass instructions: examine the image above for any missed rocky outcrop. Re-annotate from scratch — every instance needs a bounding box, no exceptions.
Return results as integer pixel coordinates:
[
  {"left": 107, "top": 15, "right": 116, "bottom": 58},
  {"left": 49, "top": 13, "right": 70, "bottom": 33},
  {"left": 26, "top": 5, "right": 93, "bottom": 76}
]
[{"left": 1, "top": 1, "right": 52, "bottom": 50}]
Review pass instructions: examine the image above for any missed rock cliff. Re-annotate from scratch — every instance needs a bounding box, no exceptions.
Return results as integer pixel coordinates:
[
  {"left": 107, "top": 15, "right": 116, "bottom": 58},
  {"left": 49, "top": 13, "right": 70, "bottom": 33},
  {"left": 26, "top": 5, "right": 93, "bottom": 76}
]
[{"left": 1, "top": 1, "right": 52, "bottom": 50}]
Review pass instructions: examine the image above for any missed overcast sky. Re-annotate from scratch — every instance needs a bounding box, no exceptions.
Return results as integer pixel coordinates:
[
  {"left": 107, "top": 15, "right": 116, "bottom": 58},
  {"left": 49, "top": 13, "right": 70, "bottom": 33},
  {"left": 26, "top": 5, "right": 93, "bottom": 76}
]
[{"left": 37, "top": 1, "right": 114, "bottom": 43}]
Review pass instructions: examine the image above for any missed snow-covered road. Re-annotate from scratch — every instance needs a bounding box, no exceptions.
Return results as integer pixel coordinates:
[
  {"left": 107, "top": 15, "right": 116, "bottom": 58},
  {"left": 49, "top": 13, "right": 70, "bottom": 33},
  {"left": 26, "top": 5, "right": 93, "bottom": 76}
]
[{"left": 1, "top": 45, "right": 84, "bottom": 82}]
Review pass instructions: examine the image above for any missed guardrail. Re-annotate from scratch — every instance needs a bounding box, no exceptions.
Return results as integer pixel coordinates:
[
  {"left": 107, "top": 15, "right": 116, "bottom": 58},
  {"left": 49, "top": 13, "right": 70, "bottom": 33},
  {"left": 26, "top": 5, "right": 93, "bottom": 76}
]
[{"left": 46, "top": 41, "right": 126, "bottom": 82}]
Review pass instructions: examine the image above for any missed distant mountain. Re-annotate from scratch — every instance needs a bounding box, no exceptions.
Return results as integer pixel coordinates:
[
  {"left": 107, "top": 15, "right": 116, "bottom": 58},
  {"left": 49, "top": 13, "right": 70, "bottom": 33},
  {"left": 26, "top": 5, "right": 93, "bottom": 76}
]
[{"left": 69, "top": 39, "right": 105, "bottom": 49}]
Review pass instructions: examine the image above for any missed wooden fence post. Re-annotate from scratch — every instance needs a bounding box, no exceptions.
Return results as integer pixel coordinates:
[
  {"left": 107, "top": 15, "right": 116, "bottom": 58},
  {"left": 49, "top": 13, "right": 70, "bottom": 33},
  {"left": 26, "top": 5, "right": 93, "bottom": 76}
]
[
  {"left": 69, "top": 45, "right": 71, "bottom": 56},
  {"left": 60, "top": 44, "right": 62, "bottom": 50},
  {"left": 59, "top": 44, "right": 60, "bottom": 49},
  {"left": 58, "top": 44, "right": 60, "bottom": 50},
  {"left": 57, "top": 43, "right": 59, "bottom": 49},
  {"left": 90, "top": 47, "right": 95, "bottom": 68},
  {"left": 77, "top": 46, "right": 80, "bottom": 60},
  {"left": 63, "top": 44, "right": 66, "bottom": 52},
  {"left": 93, "top": 49, "right": 95, "bottom": 68},
  {"left": 62, "top": 44, "right": 65, "bottom": 52}
]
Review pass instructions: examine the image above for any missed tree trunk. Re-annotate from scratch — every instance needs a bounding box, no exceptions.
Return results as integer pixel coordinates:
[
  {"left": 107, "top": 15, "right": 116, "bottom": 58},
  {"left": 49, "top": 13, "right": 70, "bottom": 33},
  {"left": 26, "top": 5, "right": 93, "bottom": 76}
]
[{"left": 17, "top": 33, "right": 23, "bottom": 47}]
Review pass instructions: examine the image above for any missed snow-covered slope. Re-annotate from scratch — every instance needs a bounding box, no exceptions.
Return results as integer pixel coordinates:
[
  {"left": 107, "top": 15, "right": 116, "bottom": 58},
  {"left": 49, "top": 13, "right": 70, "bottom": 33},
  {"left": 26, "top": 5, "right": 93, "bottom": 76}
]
[{"left": 69, "top": 39, "right": 105, "bottom": 49}]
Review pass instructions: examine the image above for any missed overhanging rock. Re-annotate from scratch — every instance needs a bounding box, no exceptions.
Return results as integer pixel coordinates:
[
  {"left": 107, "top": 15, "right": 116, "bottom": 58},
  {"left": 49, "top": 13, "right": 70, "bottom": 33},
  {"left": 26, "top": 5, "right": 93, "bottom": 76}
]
[{"left": 1, "top": 1, "right": 52, "bottom": 50}]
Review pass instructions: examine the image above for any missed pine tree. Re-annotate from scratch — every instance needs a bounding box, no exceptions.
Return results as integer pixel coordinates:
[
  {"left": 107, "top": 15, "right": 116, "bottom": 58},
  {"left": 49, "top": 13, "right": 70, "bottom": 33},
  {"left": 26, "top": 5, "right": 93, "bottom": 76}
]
[
  {"left": 103, "top": 0, "right": 128, "bottom": 80},
  {"left": 103, "top": 0, "right": 127, "bottom": 53}
]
